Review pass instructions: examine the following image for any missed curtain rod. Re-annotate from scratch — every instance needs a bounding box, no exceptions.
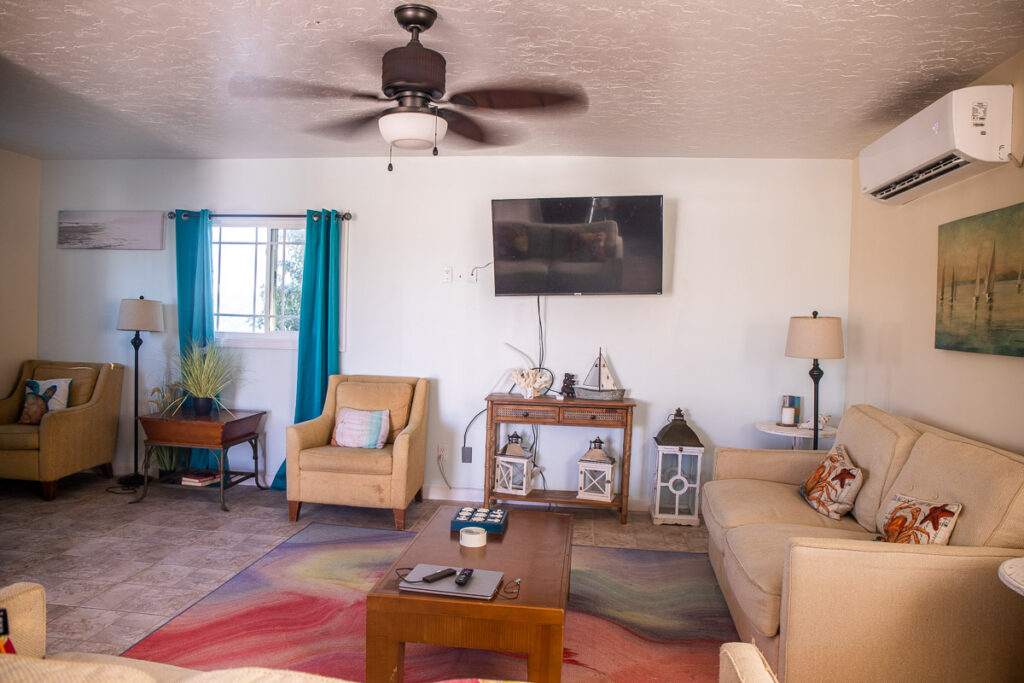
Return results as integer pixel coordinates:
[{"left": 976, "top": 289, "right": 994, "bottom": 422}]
[{"left": 167, "top": 211, "right": 352, "bottom": 221}]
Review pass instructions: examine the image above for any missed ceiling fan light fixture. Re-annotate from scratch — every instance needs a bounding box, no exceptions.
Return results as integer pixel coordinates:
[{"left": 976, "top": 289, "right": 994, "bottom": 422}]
[{"left": 378, "top": 110, "right": 448, "bottom": 150}]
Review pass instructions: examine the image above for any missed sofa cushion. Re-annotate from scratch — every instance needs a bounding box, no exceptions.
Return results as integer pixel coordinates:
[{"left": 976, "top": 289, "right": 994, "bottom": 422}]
[
  {"left": 834, "top": 405, "right": 921, "bottom": 531},
  {"left": 703, "top": 479, "right": 867, "bottom": 550},
  {"left": 0, "top": 424, "right": 40, "bottom": 450},
  {"left": 336, "top": 382, "right": 413, "bottom": 443},
  {"left": 299, "top": 445, "right": 393, "bottom": 475},
  {"left": 722, "top": 522, "right": 875, "bottom": 636},
  {"left": 877, "top": 431, "right": 1024, "bottom": 548},
  {"left": 32, "top": 365, "right": 98, "bottom": 407}
]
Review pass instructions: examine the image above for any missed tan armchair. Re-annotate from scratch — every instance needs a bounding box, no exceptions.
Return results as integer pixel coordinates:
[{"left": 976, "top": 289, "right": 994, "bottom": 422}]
[
  {"left": 286, "top": 374, "right": 429, "bottom": 530},
  {"left": 0, "top": 360, "right": 124, "bottom": 500}
]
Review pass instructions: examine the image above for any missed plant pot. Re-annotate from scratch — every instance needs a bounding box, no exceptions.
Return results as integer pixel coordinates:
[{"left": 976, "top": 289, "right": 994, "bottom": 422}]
[{"left": 192, "top": 397, "right": 214, "bottom": 416}]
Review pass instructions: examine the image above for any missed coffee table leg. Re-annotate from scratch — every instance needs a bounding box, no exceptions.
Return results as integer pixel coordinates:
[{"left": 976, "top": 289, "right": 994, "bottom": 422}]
[
  {"left": 366, "top": 610, "right": 404, "bottom": 683},
  {"left": 526, "top": 624, "right": 563, "bottom": 683}
]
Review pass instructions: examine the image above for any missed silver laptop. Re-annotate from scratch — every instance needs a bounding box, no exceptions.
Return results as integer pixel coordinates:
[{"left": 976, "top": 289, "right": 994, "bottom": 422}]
[{"left": 398, "top": 563, "right": 503, "bottom": 600}]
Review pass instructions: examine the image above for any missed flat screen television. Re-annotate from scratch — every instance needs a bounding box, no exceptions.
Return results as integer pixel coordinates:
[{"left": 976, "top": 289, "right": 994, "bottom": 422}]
[{"left": 491, "top": 195, "right": 663, "bottom": 296}]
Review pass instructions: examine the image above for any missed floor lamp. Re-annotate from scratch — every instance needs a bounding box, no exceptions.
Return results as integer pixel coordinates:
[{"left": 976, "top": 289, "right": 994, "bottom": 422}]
[
  {"left": 785, "top": 311, "right": 844, "bottom": 449},
  {"left": 116, "top": 296, "right": 164, "bottom": 488}
]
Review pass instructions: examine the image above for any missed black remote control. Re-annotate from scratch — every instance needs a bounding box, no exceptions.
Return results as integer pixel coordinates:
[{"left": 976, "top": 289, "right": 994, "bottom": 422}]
[
  {"left": 454, "top": 568, "right": 473, "bottom": 586},
  {"left": 422, "top": 567, "right": 456, "bottom": 583}
]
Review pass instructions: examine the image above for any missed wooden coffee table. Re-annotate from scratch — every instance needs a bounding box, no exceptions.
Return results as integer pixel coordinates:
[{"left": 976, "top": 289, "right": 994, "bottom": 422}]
[{"left": 366, "top": 505, "right": 573, "bottom": 683}]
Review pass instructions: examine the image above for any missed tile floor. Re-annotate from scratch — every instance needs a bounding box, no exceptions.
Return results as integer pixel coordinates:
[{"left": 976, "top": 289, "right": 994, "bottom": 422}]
[{"left": 0, "top": 472, "right": 708, "bottom": 657}]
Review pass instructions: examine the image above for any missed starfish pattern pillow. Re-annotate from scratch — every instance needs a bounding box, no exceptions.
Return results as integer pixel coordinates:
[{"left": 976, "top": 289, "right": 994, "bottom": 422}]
[
  {"left": 800, "top": 444, "right": 864, "bottom": 520},
  {"left": 879, "top": 493, "right": 962, "bottom": 545}
]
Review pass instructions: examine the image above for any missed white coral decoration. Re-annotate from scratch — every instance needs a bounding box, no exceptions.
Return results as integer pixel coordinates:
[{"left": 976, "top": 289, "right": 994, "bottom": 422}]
[
  {"left": 798, "top": 414, "right": 831, "bottom": 429},
  {"left": 509, "top": 368, "right": 548, "bottom": 399}
]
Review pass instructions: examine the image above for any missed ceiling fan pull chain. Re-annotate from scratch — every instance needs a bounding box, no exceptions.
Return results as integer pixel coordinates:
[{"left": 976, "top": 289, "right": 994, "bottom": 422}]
[
  {"left": 387, "top": 145, "right": 394, "bottom": 172},
  {"left": 432, "top": 110, "right": 440, "bottom": 156}
]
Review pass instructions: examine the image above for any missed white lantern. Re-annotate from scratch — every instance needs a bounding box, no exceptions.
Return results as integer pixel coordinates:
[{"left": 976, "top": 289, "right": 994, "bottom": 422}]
[
  {"left": 577, "top": 437, "right": 615, "bottom": 502},
  {"left": 651, "top": 409, "right": 704, "bottom": 526},
  {"left": 494, "top": 432, "right": 535, "bottom": 496}
]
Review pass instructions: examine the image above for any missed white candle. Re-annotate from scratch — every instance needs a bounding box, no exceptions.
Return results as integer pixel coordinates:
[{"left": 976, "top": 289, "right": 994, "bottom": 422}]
[{"left": 781, "top": 407, "right": 796, "bottom": 425}]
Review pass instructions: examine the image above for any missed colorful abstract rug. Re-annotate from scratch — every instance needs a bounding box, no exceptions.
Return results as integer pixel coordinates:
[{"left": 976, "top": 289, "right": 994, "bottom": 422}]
[{"left": 124, "top": 523, "right": 736, "bottom": 681}]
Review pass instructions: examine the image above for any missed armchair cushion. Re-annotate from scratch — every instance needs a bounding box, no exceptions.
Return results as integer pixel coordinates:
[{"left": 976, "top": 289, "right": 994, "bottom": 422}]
[
  {"left": 31, "top": 365, "right": 97, "bottom": 407},
  {"left": 336, "top": 382, "right": 412, "bottom": 443},
  {"left": 299, "top": 445, "right": 394, "bottom": 475},
  {"left": 0, "top": 424, "right": 39, "bottom": 450}
]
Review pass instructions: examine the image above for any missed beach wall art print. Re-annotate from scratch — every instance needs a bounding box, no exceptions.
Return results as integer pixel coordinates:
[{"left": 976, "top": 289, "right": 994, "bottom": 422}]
[
  {"left": 936, "top": 201, "right": 1024, "bottom": 358},
  {"left": 58, "top": 210, "right": 164, "bottom": 250}
]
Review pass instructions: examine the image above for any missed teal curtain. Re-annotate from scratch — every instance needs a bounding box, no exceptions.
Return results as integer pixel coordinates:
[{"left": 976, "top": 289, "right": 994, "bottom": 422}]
[
  {"left": 174, "top": 209, "right": 218, "bottom": 470},
  {"left": 271, "top": 209, "right": 343, "bottom": 490}
]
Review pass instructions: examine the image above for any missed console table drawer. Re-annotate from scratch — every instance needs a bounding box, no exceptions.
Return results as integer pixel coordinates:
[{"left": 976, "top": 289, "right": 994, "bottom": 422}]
[
  {"left": 493, "top": 405, "right": 559, "bottom": 423},
  {"left": 560, "top": 407, "right": 626, "bottom": 426}
]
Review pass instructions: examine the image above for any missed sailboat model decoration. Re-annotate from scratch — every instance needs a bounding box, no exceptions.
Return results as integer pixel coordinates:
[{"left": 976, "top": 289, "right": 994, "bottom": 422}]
[{"left": 575, "top": 348, "right": 626, "bottom": 401}]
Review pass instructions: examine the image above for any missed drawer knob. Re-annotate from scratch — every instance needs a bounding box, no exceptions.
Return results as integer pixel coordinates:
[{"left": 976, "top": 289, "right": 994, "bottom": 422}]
[
  {"left": 589, "top": 414, "right": 597, "bottom": 420},
  {"left": 522, "top": 411, "right": 529, "bottom": 418}
]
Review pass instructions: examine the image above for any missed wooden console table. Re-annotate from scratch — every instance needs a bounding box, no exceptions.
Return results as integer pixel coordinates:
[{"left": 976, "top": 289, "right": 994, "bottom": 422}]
[
  {"left": 131, "top": 409, "right": 267, "bottom": 511},
  {"left": 484, "top": 393, "right": 635, "bottom": 523}
]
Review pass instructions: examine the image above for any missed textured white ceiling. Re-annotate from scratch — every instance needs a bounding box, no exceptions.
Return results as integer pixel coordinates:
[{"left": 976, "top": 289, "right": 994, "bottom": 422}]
[{"left": 1, "top": 0, "right": 1022, "bottom": 160}]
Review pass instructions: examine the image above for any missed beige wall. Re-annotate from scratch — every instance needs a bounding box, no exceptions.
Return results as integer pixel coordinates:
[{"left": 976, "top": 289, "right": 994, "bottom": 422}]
[
  {"left": 846, "top": 49, "right": 1024, "bottom": 453},
  {"left": 0, "top": 148, "right": 40, "bottom": 393}
]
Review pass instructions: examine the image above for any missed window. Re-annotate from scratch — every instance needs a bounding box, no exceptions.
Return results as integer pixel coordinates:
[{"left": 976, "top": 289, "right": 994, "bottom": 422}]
[{"left": 211, "top": 217, "right": 306, "bottom": 346}]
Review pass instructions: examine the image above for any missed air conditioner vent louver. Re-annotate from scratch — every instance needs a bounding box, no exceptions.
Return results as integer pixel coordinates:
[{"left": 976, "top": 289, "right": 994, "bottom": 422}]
[{"left": 869, "top": 153, "right": 971, "bottom": 201}]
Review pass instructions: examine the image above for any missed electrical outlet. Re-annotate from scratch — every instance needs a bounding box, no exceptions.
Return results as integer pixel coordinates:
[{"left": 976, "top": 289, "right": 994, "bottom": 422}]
[
  {"left": 441, "top": 266, "right": 453, "bottom": 283},
  {"left": 438, "top": 444, "right": 447, "bottom": 461},
  {"left": 461, "top": 446, "right": 472, "bottom": 463}
]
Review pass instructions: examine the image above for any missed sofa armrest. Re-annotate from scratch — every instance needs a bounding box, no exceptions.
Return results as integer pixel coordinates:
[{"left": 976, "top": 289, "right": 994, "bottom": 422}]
[
  {"left": 0, "top": 582, "right": 46, "bottom": 658},
  {"left": 779, "top": 537, "right": 1024, "bottom": 682},
  {"left": 285, "top": 414, "right": 335, "bottom": 499},
  {"left": 712, "top": 447, "right": 825, "bottom": 485},
  {"left": 719, "top": 642, "right": 778, "bottom": 683}
]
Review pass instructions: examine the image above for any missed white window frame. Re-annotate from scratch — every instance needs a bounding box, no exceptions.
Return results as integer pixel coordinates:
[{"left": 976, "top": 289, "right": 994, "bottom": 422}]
[{"left": 210, "top": 214, "right": 348, "bottom": 351}]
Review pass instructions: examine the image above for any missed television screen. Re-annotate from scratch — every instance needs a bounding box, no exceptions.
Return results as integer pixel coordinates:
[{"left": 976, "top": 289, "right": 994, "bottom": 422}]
[{"left": 491, "top": 195, "right": 663, "bottom": 296}]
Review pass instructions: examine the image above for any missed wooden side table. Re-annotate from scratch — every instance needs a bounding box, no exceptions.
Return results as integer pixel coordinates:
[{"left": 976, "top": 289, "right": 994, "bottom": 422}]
[
  {"left": 132, "top": 409, "right": 267, "bottom": 511},
  {"left": 755, "top": 420, "right": 837, "bottom": 449},
  {"left": 484, "top": 393, "right": 635, "bottom": 523}
]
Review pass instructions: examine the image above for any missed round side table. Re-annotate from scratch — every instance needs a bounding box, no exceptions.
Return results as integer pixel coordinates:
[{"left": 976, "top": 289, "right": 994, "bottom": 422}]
[
  {"left": 998, "top": 557, "right": 1024, "bottom": 597},
  {"left": 755, "top": 421, "right": 837, "bottom": 450}
]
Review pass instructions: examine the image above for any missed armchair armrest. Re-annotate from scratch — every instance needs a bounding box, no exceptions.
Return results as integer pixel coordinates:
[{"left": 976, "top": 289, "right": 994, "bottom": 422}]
[
  {"left": 712, "top": 446, "right": 825, "bottom": 485},
  {"left": 285, "top": 413, "right": 335, "bottom": 499},
  {"left": 37, "top": 369, "right": 122, "bottom": 481},
  {"left": 390, "top": 378, "right": 429, "bottom": 508},
  {"left": 0, "top": 582, "right": 46, "bottom": 658},
  {"left": 719, "top": 642, "right": 778, "bottom": 683},
  {"left": 779, "top": 537, "right": 1024, "bottom": 682}
]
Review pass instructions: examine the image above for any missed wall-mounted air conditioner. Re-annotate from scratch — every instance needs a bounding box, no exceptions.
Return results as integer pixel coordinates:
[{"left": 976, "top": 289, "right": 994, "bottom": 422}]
[{"left": 859, "top": 85, "right": 1013, "bottom": 204}]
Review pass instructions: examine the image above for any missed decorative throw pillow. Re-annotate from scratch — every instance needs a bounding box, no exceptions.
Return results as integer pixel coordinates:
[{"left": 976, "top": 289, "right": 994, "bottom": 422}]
[
  {"left": 569, "top": 231, "right": 608, "bottom": 262},
  {"left": 879, "top": 493, "right": 962, "bottom": 545},
  {"left": 0, "top": 607, "right": 13, "bottom": 654},
  {"left": 800, "top": 444, "right": 865, "bottom": 520},
  {"left": 17, "top": 378, "right": 72, "bottom": 425},
  {"left": 331, "top": 408, "right": 391, "bottom": 449}
]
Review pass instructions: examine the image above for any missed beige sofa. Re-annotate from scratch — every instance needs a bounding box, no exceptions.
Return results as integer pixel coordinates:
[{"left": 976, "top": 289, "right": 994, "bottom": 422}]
[
  {"left": 0, "top": 582, "right": 348, "bottom": 681},
  {"left": 286, "top": 374, "right": 429, "bottom": 530},
  {"left": 702, "top": 404, "right": 1024, "bottom": 682},
  {"left": 0, "top": 360, "right": 124, "bottom": 499}
]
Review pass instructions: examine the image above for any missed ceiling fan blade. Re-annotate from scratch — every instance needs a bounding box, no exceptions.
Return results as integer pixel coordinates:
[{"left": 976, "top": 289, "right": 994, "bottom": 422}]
[
  {"left": 229, "top": 75, "right": 381, "bottom": 101},
  {"left": 306, "top": 112, "right": 383, "bottom": 139},
  {"left": 437, "top": 109, "right": 499, "bottom": 144},
  {"left": 447, "top": 85, "right": 588, "bottom": 110}
]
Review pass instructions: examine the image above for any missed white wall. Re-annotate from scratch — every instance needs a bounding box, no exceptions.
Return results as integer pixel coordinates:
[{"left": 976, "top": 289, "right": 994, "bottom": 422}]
[
  {"left": 846, "top": 48, "right": 1024, "bottom": 454},
  {"left": 38, "top": 156, "right": 851, "bottom": 506}
]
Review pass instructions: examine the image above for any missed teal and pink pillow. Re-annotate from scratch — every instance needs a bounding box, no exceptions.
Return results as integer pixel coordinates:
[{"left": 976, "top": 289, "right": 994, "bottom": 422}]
[
  {"left": 331, "top": 408, "right": 391, "bottom": 449},
  {"left": 17, "top": 378, "right": 71, "bottom": 425}
]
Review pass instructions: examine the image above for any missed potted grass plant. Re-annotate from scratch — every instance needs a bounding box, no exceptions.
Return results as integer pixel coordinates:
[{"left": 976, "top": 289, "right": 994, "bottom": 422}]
[
  {"left": 166, "top": 339, "right": 237, "bottom": 416},
  {"left": 148, "top": 375, "right": 184, "bottom": 474}
]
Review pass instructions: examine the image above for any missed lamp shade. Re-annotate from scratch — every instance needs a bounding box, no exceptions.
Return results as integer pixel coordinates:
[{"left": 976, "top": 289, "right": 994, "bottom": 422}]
[
  {"left": 378, "top": 110, "right": 448, "bottom": 150},
  {"left": 117, "top": 297, "right": 164, "bottom": 332},
  {"left": 785, "top": 315, "right": 844, "bottom": 359}
]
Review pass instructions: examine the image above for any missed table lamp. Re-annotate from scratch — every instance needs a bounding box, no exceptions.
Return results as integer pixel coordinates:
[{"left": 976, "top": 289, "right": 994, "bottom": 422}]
[
  {"left": 785, "top": 311, "right": 844, "bottom": 449},
  {"left": 116, "top": 296, "right": 164, "bottom": 488}
]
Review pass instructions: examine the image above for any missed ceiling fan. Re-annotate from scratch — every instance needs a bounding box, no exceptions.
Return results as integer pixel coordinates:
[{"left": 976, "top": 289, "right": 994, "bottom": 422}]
[{"left": 230, "top": 3, "right": 587, "bottom": 155}]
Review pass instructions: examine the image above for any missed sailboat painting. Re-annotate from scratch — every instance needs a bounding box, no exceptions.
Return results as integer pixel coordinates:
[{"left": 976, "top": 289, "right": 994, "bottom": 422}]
[
  {"left": 935, "top": 200, "right": 1024, "bottom": 357},
  {"left": 575, "top": 348, "right": 626, "bottom": 400}
]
